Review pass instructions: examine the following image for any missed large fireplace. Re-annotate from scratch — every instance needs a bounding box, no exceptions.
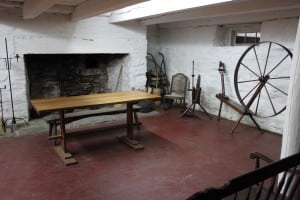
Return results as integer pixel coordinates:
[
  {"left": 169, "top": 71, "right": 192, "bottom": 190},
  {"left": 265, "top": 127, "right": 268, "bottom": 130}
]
[{"left": 24, "top": 53, "right": 128, "bottom": 118}]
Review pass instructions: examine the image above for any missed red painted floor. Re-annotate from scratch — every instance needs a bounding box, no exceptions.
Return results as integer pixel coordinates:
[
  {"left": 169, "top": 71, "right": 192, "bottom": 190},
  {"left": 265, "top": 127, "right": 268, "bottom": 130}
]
[{"left": 0, "top": 109, "right": 281, "bottom": 200}]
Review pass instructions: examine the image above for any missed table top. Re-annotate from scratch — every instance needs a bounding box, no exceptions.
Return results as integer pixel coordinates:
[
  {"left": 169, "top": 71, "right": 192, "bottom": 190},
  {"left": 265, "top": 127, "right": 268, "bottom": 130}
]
[{"left": 31, "top": 91, "right": 161, "bottom": 114}]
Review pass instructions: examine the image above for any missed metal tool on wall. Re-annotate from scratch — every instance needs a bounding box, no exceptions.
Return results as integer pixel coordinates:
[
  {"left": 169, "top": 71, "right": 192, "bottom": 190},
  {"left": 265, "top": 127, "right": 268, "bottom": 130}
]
[
  {"left": 1, "top": 38, "right": 23, "bottom": 132},
  {"left": 5, "top": 38, "right": 16, "bottom": 125},
  {"left": 0, "top": 85, "right": 6, "bottom": 132},
  {"left": 114, "top": 65, "right": 123, "bottom": 92}
]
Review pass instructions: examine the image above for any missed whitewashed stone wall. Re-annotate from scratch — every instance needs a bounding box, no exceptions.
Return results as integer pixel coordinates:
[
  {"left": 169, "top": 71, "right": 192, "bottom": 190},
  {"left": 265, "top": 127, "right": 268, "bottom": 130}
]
[
  {"left": 0, "top": 10, "right": 147, "bottom": 121},
  {"left": 281, "top": 17, "right": 300, "bottom": 157},
  {"left": 148, "top": 17, "right": 299, "bottom": 134}
]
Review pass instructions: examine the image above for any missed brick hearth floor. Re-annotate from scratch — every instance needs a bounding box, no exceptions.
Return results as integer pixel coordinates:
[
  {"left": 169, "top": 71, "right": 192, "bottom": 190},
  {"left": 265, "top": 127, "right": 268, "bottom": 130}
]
[{"left": 0, "top": 108, "right": 281, "bottom": 200}]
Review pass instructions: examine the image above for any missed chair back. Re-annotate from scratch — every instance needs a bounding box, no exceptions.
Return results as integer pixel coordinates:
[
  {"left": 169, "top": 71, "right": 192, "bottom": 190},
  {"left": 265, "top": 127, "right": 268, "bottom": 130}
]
[{"left": 170, "top": 73, "right": 188, "bottom": 96}]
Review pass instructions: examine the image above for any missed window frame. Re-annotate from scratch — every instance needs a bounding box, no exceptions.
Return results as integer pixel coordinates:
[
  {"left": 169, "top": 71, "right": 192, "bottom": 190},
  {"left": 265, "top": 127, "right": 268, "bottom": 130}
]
[{"left": 232, "top": 31, "right": 261, "bottom": 46}]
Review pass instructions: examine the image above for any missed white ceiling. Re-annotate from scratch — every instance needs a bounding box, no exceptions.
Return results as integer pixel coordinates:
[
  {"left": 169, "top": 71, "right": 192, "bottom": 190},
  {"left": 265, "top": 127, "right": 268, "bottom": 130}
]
[
  {"left": 0, "top": 0, "right": 299, "bottom": 25},
  {"left": 0, "top": 0, "right": 148, "bottom": 20},
  {"left": 121, "top": 0, "right": 300, "bottom": 25}
]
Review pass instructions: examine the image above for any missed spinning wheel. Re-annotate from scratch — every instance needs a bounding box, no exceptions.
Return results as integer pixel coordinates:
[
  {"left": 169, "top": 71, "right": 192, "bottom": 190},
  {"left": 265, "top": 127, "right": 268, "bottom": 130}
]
[
  {"left": 182, "top": 75, "right": 211, "bottom": 118},
  {"left": 217, "top": 41, "right": 292, "bottom": 133},
  {"left": 234, "top": 41, "right": 292, "bottom": 118}
]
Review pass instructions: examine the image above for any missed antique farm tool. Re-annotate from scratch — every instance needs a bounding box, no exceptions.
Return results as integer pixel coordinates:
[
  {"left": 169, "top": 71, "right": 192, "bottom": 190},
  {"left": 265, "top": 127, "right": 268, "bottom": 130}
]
[
  {"left": 146, "top": 52, "right": 169, "bottom": 96},
  {"left": 5, "top": 38, "right": 16, "bottom": 126},
  {"left": 216, "top": 61, "right": 228, "bottom": 120},
  {"left": 0, "top": 85, "right": 6, "bottom": 133},
  {"left": 1, "top": 38, "right": 26, "bottom": 132},
  {"left": 216, "top": 41, "right": 292, "bottom": 134}
]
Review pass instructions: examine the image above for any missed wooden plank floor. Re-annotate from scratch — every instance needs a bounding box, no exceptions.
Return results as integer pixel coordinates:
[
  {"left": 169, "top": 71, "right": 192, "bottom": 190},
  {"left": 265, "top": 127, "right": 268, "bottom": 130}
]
[{"left": 0, "top": 109, "right": 281, "bottom": 200}]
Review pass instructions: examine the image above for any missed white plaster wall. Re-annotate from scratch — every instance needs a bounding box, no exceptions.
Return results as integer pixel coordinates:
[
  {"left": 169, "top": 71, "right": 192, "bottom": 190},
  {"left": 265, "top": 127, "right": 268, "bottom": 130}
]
[
  {"left": 0, "top": 10, "right": 147, "bottom": 121},
  {"left": 147, "top": 25, "right": 160, "bottom": 55},
  {"left": 148, "top": 17, "right": 299, "bottom": 134},
  {"left": 281, "top": 17, "right": 300, "bottom": 157}
]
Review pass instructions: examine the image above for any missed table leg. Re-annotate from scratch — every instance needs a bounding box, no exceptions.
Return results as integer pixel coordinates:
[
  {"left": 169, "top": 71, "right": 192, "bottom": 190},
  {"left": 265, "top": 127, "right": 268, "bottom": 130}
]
[
  {"left": 127, "top": 103, "right": 134, "bottom": 139},
  {"left": 60, "top": 111, "right": 67, "bottom": 152},
  {"left": 53, "top": 110, "right": 77, "bottom": 166},
  {"left": 118, "top": 103, "right": 144, "bottom": 150}
]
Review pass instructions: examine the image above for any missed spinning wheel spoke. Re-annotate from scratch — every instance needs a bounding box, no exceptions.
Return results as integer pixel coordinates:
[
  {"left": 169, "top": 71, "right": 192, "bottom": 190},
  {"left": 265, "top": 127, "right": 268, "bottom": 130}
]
[
  {"left": 264, "top": 85, "right": 277, "bottom": 115},
  {"left": 263, "top": 42, "right": 272, "bottom": 76},
  {"left": 266, "top": 82, "right": 288, "bottom": 96},
  {"left": 269, "top": 76, "right": 290, "bottom": 80},
  {"left": 242, "top": 81, "right": 260, "bottom": 101},
  {"left": 241, "top": 63, "right": 261, "bottom": 78},
  {"left": 253, "top": 47, "right": 263, "bottom": 76},
  {"left": 237, "top": 79, "right": 259, "bottom": 84},
  {"left": 266, "top": 54, "right": 290, "bottom": 76},
  {"left": 234, "top": 41, "right": 292, "bottom": 117}
]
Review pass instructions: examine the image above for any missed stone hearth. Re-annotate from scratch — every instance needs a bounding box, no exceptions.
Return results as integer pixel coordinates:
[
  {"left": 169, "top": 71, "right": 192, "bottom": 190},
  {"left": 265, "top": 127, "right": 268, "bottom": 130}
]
[{"left": 24, "top": 53, "right": 127, "bottom": 118}]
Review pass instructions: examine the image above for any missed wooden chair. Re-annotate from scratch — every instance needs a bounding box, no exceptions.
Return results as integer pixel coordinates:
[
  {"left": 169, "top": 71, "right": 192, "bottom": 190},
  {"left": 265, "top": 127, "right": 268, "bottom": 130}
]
[
  {"left": 163, "top": 73, "right": 188, "bottom": 109},
  {"left": 187, "top": 152, "right": 300, "bottom": 200}
]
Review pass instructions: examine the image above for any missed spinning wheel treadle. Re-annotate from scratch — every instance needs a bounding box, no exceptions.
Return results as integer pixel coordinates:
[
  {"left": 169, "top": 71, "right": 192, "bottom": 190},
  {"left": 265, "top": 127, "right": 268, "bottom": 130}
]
[{"left": 217, "top": 41, "right": 292, "bottom": 133}]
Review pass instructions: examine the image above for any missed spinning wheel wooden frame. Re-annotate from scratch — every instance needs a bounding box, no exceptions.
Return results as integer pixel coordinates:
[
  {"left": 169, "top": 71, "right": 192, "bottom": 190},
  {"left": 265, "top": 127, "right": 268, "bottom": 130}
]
[
  {"left": 217, "top": 41, "right": 292, "bottom": 133},
  {"left": 182, "top": 75, "right": 211, "bottom": 118}
]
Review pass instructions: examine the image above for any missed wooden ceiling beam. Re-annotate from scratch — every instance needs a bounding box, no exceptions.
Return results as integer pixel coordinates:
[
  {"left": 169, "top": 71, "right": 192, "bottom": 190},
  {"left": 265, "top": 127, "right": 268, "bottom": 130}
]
[
  {"left": 0, "top": 0, "right": 22, "bottom": 8},
  {"left": 23, "top": 0, "right": 59, "bottom": 19},
  {"left": 71, "top": 0, "right": 148, "bottom": 21},
  {"left": 46, "top": 5, "right": 74, "bottom": 15}
]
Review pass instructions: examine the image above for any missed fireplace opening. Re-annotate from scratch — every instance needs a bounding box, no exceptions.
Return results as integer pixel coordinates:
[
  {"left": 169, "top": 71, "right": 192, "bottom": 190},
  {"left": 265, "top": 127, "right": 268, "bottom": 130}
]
[{"left": 25, "top": 53, "right": 128, "bottom": 119}]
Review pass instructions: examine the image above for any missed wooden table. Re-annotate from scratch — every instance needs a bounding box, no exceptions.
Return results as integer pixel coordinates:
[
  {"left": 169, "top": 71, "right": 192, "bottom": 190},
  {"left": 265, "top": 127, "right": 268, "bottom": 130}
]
[{"left": 31, "top": 91, "right": 161, "bottom": 165}]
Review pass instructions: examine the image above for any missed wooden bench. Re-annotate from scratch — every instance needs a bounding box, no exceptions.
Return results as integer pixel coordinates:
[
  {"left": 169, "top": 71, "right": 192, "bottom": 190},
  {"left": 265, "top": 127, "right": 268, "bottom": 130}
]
[{"left": 43, "top": 105, "right": 142, "bottom": 139}]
